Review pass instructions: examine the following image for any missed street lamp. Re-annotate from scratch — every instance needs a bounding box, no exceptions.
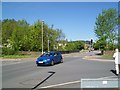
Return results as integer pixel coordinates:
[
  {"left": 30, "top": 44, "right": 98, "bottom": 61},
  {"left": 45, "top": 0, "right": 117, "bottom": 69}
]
[{"left": 42, "top": 20, "right": 44, "bottom": 54}]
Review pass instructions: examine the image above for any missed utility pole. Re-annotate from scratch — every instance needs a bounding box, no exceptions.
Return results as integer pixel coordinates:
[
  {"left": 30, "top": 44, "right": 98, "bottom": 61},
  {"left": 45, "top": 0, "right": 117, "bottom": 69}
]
[
  {"left": 47, "top": 34, "right": 49, "bottom": 52},
  {"left": 42, "top": 20, "right": 44, "bottom": 54}
]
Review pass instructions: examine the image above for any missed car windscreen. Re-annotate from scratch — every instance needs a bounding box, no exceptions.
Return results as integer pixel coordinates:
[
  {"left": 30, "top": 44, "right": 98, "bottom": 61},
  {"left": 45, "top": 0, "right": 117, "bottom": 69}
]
[{"left": 40, "top": 53, "right": 53, "bottom": 57}]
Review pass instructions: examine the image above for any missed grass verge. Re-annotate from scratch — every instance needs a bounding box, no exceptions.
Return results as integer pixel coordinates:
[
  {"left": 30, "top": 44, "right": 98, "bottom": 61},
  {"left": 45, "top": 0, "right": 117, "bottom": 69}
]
[
  {"left": 0, "top": 55, "right": 39, "bottom": 59},
  {"left": 101, "top": 55, "right": 113, "bottom": 59}
]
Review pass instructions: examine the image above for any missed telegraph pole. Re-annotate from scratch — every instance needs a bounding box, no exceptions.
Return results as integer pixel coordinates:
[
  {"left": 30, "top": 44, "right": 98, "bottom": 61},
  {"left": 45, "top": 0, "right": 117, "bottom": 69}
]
[
  {"left": 42, "top": 20, "right": 44, "bottom": 54},
  {"left": 48, "top": 34, "right": 49, "bottom": 52}
]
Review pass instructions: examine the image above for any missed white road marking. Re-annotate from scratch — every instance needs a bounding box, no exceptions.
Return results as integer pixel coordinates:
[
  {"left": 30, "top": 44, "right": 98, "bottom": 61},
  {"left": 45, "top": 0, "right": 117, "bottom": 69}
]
[
  {"left": 40, "top": 80, "right": 80, "bottom": 88},
  {"left": 40, "top": 76, "right": 116, "bottom": 88}
]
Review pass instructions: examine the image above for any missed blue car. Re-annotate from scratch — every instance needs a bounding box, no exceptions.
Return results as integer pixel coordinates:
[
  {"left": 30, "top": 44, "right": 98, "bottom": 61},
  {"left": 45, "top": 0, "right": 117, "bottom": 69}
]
[{"left": 36, "top": 52, "right": 63, "bottom": 66}]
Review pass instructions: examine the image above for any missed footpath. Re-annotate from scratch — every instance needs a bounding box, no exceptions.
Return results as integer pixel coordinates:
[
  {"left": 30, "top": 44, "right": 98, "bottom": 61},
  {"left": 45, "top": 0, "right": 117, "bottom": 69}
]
[
  {"left": 86, "top": 50, "right": 114, "bottom": 62},
  {"left": 83, "top": 54, "right": 114, "bottom": 62}
]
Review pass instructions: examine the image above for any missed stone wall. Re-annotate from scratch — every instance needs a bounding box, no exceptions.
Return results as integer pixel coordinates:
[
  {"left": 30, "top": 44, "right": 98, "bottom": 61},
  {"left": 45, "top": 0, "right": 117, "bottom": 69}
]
[
  {"left": 104, "top": 50, "right": 115, "bottom": 55},
  {"left": 19, "top": 51, "right": 42, "bottom": 56}
]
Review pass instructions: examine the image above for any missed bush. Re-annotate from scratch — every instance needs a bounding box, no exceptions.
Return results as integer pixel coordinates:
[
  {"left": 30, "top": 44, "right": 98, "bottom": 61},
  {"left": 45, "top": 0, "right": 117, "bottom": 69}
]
[{"left": 2, "top": 47, "right": 18, "bottom": 55}]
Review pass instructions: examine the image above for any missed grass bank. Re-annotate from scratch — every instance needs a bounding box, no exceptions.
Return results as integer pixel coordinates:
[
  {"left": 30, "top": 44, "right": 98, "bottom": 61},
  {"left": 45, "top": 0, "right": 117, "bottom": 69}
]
[
  {"left": 101, "top": 55, "right": 113, "bottom": 59},
  {"left": 1, "top": 55, "right": 39, "bottom": 59}
]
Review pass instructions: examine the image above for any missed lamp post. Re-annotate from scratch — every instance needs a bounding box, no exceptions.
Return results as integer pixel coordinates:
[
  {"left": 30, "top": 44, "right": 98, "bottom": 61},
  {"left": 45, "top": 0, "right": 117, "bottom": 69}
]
[{"left": 42, "top": 20, "right": 44, "bottom": 54}]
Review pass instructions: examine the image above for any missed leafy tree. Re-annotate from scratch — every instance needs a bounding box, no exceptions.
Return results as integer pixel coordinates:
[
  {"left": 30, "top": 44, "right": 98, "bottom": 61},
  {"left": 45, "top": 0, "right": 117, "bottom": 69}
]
[
  {"left": 55, "top": 29, "right": 66, "bottom": 51},
  {"left": 94, "top": 8, "right": 118, "bottom": 52},
  {"left": 65, "top": 42, "right": 76, "bottom": 51},
  {"left": 2, "top": 19, "right": 17, "bottom": 44},
  {"left": 18, "top": 20, "right": 30, "bottom": 51},
  {"left": 65, "top": 40, "right": 84, "bottom": 51},
  {"left": 2, "top": 19, "right": 66, "bottom": 55},
  {"left": 29, "top": 20, "right": 42, "bottom": 51},
  {"left": 0, "top": 20, "right": 1, "bottom": 44},
  {"left": 0, "top": 20, "right": 2, "bottom": 55},
  {"left": 118, "top": 14, "right": 120, "bottom": 50}
]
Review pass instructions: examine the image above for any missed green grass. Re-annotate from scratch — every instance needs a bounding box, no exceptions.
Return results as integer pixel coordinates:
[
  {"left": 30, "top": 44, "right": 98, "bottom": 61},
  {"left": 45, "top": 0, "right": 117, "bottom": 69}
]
[
  {"left": 0, "top": 55, "right": 39, "bottom": 59},
  {"left": 115, "top": 89, "right": 120, "bottom": 90},
  {"left": 80, "top": 49, "right": 89, "bottom": 52},
  {"left": 101, "top": 55, "right": 113, "bottom": 59}
]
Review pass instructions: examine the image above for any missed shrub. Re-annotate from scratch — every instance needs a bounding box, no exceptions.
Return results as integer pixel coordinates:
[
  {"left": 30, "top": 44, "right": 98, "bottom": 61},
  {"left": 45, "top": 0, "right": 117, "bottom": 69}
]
[{"left": 2, "top": 47, "right": 18, "bottom": 55}]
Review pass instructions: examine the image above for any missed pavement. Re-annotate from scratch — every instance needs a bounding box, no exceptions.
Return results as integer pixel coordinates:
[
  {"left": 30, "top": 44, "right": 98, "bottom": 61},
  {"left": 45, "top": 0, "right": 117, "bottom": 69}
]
[{"left": 83, "top": 55, "right": 114, "bottom": 62}]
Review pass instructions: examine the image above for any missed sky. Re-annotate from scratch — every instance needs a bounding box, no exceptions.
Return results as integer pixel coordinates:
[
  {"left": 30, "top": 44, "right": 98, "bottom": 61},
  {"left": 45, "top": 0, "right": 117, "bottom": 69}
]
[{"left": 2, "top": 2, "right": 118, "bottom": 41}]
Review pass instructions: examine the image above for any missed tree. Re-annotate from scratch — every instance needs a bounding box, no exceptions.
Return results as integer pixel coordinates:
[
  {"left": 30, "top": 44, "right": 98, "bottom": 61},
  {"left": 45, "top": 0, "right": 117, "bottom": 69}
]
[
  {"left": 2, "top": 19, "right": 17, "bottom": 44},
  {"left": 0, "top": 20, "right": 1, "bottom": 44},
  {"left": 118, "top": 14, "right": 120, "bottom": 50},
  {"left": 65, "top": 40, "right": 84, "bottom": 51},
  {"left": 10, "top": 20, "right": 30, "bottom": 52},
  {"left": 94, "top": 8, "right": 118, "bottom": 53},
  {"left": 2, "top": 19, "right": 19, "bottom": 55},
  {"left": 55, "top": 29, "right": 66, "bottom": 51},
  {"left": 29, "top": 20, "right": 42, "bottom": 51},
  {"left": 2, "top": 19, "right": 66, "bottom": 55}
]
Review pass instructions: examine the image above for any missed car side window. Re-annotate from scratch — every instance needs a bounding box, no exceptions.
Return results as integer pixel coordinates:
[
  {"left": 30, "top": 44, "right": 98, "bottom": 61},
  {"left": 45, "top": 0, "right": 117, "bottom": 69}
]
[
  {"left": 50, "top": 53, "right": 53, "bottom": 56},
  {"left": 56, "top": 53, "right": 59, "bottom": 56},
  {"left": 54, "top": 53, "right": 57, "bottom": 56}
]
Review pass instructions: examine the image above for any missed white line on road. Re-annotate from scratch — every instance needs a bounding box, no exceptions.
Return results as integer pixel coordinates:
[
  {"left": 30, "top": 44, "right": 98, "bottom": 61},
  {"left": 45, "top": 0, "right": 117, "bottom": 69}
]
[
  {"left": 40, "top": 80, "right": 80, "bottom": 88},
  {"left": 40, "top": 76, "right": 116, "bottom": 88}
]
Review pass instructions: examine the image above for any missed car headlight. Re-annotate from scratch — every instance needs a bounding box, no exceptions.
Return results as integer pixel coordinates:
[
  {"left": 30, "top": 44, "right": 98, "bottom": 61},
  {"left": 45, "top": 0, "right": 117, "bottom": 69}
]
[
  {"left": 44, "top": 60, "right": 47, "bottom": 62},
  {"left": 36, "top": 58, "right": 39, "bottom": 61}
]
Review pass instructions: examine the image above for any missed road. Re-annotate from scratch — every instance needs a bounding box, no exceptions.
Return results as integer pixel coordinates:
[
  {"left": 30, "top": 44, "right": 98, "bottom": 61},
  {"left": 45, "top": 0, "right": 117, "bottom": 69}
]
[{"left": 2, "top": 51, "right": 117, "bottom": 89}]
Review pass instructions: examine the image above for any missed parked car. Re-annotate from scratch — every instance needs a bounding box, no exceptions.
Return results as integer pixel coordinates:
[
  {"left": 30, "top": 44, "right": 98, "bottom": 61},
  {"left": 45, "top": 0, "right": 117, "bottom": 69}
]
[{"left": 36, "top": 52, "right": 63, "bottom": 66}]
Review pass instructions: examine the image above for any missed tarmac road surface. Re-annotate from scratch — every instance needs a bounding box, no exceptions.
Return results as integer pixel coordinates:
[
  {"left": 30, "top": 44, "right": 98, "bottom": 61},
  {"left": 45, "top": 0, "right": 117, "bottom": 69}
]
[{"left": 2, "top": 51, "right": 117, "bottom": 89}]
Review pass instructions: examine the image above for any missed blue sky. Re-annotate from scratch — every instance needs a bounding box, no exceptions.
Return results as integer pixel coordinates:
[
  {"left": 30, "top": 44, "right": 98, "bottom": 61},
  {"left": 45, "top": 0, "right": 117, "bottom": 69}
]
[{"left": 2, "top": 2, "right": 118, "bottom": 41}]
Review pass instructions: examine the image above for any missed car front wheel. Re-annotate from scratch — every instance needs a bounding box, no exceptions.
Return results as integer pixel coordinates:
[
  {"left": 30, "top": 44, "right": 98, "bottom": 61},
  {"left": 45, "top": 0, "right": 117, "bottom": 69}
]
[
  {"left": 51, "top": 60, "right": 54, "bottom": 66},
  {"left": 37, "top": 64, "right": 39, "bottom": 66},
  {"left": 60, "top": 59, "right": 63, "bottom": 63}
]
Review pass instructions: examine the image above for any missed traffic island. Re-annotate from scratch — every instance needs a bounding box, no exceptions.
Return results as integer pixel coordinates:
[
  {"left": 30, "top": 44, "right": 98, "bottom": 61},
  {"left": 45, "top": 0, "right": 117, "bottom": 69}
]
[{"left": 83, "top": 55, "right": 114, "bottom": 62}]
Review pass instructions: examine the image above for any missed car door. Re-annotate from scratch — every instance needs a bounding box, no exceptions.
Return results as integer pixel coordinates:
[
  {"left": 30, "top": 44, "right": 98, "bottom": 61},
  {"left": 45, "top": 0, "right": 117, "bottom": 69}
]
[
  {"left": 56, "top": 52, "right": 61, "bottom": 62},
  {"left": 53, "top": 52, "right": 58, "bottom": 63}
]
